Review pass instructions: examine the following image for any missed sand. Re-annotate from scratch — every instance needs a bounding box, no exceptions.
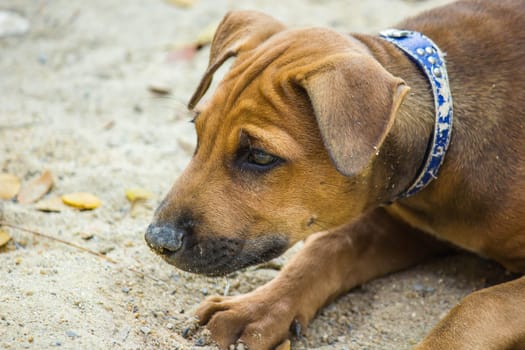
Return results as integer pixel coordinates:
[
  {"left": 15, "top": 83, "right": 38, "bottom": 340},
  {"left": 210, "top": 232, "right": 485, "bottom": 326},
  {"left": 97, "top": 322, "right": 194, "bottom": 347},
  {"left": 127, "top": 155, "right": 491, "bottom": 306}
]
[{"left": 0, "top": 0, "right": 509, "bottom": 349}]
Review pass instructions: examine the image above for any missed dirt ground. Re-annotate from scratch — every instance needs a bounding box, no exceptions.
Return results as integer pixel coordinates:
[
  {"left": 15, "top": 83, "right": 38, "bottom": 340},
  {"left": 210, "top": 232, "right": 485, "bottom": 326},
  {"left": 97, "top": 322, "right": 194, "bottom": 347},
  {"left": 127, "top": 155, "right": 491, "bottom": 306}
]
[{"left": 0, "top": 0, "right": 514, "bottom": 349}]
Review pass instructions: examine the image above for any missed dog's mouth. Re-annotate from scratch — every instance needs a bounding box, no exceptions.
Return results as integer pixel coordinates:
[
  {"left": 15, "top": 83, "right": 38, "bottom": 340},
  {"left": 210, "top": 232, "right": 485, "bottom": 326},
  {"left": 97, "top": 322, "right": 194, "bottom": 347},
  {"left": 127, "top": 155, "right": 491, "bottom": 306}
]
[{"left": 146, "top": 229, "right": 288, "bottom": 276}]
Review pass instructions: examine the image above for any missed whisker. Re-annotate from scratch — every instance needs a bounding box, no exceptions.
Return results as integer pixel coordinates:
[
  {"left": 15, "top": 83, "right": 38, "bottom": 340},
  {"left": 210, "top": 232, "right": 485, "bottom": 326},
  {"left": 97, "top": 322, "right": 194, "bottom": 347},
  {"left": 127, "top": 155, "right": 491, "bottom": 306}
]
[
  {"left": 318, "top": 181, "right": 341, "bottom": 188},
  {"left": 309, "top": 218, "right": 337, "bottom": 231}
]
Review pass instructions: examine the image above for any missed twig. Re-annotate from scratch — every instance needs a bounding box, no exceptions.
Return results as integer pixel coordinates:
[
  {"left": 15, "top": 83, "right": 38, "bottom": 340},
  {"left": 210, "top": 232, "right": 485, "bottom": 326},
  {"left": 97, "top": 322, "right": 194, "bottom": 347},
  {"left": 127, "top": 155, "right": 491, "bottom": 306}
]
[
  {"left": 0, "top": 221, "right": 165, "bottom": 284},
  {"left": 0, "top": 222, "right": 117, "bottom": 264}
]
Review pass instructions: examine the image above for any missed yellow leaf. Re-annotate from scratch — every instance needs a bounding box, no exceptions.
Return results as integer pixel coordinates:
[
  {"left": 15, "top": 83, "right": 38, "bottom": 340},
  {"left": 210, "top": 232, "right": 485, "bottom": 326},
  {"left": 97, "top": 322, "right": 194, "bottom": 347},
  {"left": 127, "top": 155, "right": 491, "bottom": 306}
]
[
  {"left": 17, "top": 170, "right": 54, "bottom": 204},
  {"left": 0, "top": 229, "right": 11, "bottom": 247},
  {"left": 125, "top": 188, "right": 152, "bottom": 202},
  {"left": 196, "top": 22, "right": 217, "bottom": 47},
  {"left": 0, "top": 173, "right": 21, "bottom": 200},
  {"left": 62, "top": 192, "right": 101, "bottom": 210},
  {"left": 165, "top": 0, "right": 195, "bottom": 8},
  {"left": 35, "top": 196, "right": 67, "bottom": 212},
  {"left": 276, "top": 340, "right": 291, "bottom": 350}
]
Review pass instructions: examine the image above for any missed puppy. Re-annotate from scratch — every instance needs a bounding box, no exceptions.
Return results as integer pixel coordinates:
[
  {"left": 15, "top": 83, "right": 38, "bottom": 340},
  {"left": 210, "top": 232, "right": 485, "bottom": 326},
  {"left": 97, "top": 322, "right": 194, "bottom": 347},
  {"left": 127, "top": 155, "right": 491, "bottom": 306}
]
[{"left": 146, "top": 0, "right": 525, "bottom": 348}]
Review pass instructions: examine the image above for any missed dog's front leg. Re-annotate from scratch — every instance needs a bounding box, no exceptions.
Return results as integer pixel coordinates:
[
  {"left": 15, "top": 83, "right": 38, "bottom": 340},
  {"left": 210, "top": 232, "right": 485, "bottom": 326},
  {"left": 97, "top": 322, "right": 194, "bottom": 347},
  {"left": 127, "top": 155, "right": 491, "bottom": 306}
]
[
  {"left": 196, "top": 208, "right": 449, "bottom": 350},
  {"left": 415, "top": 276, "right": 525, "bottom": 350}
]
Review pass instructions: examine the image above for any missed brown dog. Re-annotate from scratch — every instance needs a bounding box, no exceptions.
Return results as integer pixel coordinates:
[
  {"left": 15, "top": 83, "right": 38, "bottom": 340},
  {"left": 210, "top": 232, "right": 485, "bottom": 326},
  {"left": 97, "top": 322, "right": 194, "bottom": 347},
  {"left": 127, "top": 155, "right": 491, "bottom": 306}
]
[{"left": 145, "top": 0, "right": 525, "bottom": 348}]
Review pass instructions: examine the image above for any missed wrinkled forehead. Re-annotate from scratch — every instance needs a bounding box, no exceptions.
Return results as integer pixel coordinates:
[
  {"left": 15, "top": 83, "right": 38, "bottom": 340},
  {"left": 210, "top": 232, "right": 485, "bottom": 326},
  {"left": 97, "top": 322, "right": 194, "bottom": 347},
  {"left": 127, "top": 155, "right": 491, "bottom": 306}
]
[
  {"left": 193, "top": 83, "right": 305, "bottom": 152},
  {"left": 191, "top": 28, "right": 370, "bottom": 150},
  {"left": 192, "top": 26, "right": 365, "bottom": 110}
]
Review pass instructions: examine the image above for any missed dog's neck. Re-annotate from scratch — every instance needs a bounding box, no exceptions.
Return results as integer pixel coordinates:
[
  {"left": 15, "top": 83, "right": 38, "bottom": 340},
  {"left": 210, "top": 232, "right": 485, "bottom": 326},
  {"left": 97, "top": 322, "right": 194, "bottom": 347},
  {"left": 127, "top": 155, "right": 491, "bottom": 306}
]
[{"left": 352, "top": 33, "right": 437, "bottom": 205}]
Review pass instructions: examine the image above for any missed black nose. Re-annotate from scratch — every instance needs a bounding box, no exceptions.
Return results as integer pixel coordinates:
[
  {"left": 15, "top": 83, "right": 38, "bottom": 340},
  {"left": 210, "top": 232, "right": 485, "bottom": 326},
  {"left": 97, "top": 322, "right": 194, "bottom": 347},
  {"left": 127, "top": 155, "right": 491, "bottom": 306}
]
[{"left": 145, "top": 223, "right": 185, "bottom": 253}]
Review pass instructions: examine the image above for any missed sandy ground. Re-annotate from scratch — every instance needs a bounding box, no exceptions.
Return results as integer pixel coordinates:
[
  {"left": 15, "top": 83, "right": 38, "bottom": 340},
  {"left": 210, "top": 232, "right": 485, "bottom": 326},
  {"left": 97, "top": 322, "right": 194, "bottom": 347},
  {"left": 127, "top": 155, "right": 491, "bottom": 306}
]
[{"left": 0, "top": 0, "right": 513, "bottom": 349}]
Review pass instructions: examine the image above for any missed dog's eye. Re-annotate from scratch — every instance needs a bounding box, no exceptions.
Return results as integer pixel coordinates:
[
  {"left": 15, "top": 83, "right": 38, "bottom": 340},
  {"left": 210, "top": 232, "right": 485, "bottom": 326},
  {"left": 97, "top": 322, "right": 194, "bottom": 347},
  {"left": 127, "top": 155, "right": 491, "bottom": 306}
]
[
  {"left": 239, "top": 148, "right": 281, "bottom": 172},
  {"left": 248, "top": 149, "right": 277, "bottom": 166}
]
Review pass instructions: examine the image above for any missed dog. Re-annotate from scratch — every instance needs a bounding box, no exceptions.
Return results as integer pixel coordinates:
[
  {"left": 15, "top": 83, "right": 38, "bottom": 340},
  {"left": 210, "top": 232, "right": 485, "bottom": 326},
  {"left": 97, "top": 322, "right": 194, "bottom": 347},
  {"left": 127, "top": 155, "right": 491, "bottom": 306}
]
[{"left": 145, "top": 0, "right": 525, "bottom": 348}]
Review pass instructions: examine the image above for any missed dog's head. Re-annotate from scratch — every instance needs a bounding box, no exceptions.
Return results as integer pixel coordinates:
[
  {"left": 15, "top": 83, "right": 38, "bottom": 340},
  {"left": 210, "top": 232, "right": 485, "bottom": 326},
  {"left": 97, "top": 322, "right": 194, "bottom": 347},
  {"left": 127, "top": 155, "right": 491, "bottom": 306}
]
[{"left": 145, "top": 11, "right": 409, "bottom": 276}]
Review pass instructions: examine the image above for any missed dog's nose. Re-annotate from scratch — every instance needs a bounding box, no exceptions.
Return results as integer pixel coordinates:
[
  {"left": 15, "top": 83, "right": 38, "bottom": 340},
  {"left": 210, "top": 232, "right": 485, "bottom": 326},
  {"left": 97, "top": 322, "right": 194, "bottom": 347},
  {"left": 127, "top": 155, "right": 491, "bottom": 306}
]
[{"left": 145, "top": 223, "right": 184, "bottom": 253}]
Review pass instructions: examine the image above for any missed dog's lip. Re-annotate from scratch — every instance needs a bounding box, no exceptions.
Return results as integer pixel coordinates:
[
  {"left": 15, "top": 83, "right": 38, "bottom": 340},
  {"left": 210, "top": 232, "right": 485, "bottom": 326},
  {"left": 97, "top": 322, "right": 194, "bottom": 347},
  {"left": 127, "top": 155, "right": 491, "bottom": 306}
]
[
  {"left": 152, "top": 234, "right": 289, "bottom": 276},
  {"left": 155, "top": 248, "right": 236, "bottom": 276}
]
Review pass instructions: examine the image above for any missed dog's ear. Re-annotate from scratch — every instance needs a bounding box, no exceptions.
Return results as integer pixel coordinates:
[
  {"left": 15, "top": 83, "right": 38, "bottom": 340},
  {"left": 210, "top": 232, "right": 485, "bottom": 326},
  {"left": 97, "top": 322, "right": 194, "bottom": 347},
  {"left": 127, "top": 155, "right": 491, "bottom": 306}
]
[
  {"left": 188, "top": 11, "right": 286, "bottom": 109},
  {"left": 298, "top": 54, "right": 410, "bottom": 176}
]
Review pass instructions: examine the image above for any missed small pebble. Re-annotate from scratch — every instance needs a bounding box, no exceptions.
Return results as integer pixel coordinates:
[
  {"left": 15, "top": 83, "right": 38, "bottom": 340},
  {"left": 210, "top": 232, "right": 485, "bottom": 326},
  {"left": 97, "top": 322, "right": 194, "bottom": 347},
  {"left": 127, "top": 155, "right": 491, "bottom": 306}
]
[
  {"left": 413, "top": 283, "right": 425, "bottom": 292},
  {"left": 148, "top": 82, "right": 172, "bottom": 95},
  {"left": 166, "top": 323, "right": 174, "bottom": 330},
  {"left": 0, "top": 11, "right": 30, "bottom": 37},
  {"left": 50, "top": 340, "right": 61, "bottom": 347},
  {"left": 65, "top": 330, "right": 79, "bottom": 338},
  {"left": 194, "top": 337, "right": 206, "bottom": 346},
  {"left": 38, "top": 54, "right": 47, "bottom": 64},
  {"left": 200, "top": 288, "right": 208, "bottom": 296},
  {"left": 181, "top": 327, "right": 190, "bottom": 338},
  {"left": 140, "top": 326, "right": 151, "bottom": 335},
  {"left": 120, "top": 326, "right": 131, "bottom": 341},
  {"left": 412, "top": 283, "right": 435, "bottom": 296},
  {"left": 80, "top": 232, "right": 94, "bottom": 240},
  {"left": 236, "top": 343, "right": 245, "bottom": 350},
  {"left": 121, "top": 287, "right": 130, "bottom": 293},
  {"left": 99, "top": 246, "right": 115, "bottom": 255}
]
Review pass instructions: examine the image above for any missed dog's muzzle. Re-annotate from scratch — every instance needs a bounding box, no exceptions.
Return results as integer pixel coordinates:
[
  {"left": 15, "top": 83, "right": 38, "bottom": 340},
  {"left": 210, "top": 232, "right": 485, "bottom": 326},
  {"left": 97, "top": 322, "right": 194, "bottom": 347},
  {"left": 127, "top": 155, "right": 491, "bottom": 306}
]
[{"left": 145, "top": 221, "right": 289, "bottom": 276}]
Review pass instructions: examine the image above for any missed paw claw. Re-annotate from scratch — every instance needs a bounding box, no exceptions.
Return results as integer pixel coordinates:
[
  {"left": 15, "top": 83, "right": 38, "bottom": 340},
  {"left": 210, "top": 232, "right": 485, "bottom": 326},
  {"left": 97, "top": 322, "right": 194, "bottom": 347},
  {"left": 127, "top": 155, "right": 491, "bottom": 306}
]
[
  {"left": 290, "top": 319, "right": 302, "bottom": 340},
  {"left": 195, "top": 296, "right": 230, "bottom": 325}
]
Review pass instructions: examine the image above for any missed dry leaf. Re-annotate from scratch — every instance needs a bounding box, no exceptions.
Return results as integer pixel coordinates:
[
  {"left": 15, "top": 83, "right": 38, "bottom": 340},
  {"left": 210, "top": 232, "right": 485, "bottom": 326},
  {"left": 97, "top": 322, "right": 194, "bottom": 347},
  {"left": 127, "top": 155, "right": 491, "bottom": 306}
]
[
  {"left": 35, "top": 196, "right": 67, "bottom": 212},
  {"left": 195, "top": 22, "right": 217, "bottom": 47},
  {"left": 17, "top": 170, "right": 54, "bottom": 204},
  {"left": 125, "top": 188, "right": 152, "bottom": 202},
  {"left": 165, "top": 0, "right": 195, "bottom": 8},
  {"left": 0, "top": 173, "right": 21, "bottom": 199},
  {"left": 79, "top": 232, "right": 94, "bottom": 240},
  {"left": 62, "top": 192, "right": 101, "bottom": 210},
  {"left": 167, "top": 45, "right": 197, "bottom": 62},
  {"left": 0, "top": 229, "right": 11, "bottom": 247},
  {"left": 275, "top": 340, "right": 291, "bottom": 350},
  {"left": 166, "top": 22, "right": 216, "bottom": 63},
  {"left": 148, "top": 81, "right": 172, "bottom": 95}
]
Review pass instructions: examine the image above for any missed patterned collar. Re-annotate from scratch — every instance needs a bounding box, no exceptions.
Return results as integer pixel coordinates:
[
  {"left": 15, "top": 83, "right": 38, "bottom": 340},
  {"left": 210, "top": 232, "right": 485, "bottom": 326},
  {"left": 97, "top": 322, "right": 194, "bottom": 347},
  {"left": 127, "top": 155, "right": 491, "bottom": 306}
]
[{"left": 379, "top": 29, "right": 454, "bottom": 200}]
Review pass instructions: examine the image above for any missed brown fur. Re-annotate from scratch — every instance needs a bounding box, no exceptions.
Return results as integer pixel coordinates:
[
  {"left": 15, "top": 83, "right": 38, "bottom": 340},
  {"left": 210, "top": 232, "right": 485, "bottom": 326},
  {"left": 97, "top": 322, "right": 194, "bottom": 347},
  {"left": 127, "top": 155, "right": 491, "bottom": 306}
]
[{"left": 145, "top": 0, "right": 525, "bottom": 348}]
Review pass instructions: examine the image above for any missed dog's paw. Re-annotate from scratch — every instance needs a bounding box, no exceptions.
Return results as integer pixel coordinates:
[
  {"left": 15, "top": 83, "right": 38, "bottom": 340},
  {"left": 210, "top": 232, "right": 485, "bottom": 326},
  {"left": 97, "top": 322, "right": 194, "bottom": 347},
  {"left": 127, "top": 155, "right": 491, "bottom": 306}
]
[{"left": 195, "top": 289, "right": 303, "bottom": 350}]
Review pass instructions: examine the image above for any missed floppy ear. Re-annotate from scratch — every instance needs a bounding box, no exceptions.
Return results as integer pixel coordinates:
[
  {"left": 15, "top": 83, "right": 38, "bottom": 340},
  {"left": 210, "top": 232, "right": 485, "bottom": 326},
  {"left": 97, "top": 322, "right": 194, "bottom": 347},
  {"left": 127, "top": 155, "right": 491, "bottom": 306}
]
[
  {"left": 297, "top": 54, "right": 410, "bottom": 176},
  {"left": 188, "top": 11, "right": 286, "bottom": 109}
]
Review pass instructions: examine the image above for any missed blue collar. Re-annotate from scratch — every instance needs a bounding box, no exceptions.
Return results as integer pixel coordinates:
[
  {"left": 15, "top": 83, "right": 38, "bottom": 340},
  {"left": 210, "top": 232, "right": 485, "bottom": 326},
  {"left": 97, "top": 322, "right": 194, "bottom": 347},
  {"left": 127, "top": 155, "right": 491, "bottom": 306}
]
[{"left": 379, "top": 29, "right": 454, "bottom": 199}]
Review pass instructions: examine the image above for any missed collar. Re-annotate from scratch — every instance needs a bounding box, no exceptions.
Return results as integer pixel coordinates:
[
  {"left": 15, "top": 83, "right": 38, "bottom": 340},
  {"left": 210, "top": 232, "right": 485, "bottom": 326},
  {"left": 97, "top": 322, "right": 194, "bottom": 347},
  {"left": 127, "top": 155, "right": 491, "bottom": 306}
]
[{"left": 379, "top": 29, "right": 454, "bottom": 199}]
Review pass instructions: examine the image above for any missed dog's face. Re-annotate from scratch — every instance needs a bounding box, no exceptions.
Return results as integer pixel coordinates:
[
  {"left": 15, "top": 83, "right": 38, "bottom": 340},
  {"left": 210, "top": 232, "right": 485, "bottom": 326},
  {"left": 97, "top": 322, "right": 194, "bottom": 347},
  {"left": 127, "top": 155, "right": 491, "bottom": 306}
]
[{"left": 145, "top": 11, "right": 409, "bottom": 276}]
